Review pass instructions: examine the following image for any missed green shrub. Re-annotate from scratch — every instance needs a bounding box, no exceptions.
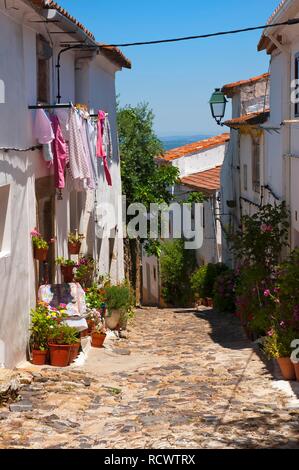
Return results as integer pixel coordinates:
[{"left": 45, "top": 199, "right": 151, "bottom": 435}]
[
  {"left": 48, "top": 324, "right": 79, "bottom": 345},
  {"left": 213, "top": 270, "right": 236, "bottom": 313},
  {"left": 105, "top": 284, "right": 132, "bottom": 311},
  {"left": 160, "top": 239, "right": 196, "bottom": 306},
  {"left": 191, "top": 263, "right": 228, "bottom": 299}
]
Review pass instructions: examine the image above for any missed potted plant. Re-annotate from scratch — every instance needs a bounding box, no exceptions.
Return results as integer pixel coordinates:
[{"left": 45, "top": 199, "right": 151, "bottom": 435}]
[
  {"left": 104, "top": 284, "right": 131, "bottom": 330},
  {"left": 48, "top": 323, "right": 79, "bottom": 367},
  {"left": 263, "top": 327, "right": 296, "bottom": 381},
  {"left": 68, "top": 231, "right": 85, "bottom": 255},
  {"left": 30, "top": 302, "right": 53, "bottom": 365},
  {"left": 75, "top": 256, "right": 95, "bottom": 288},
  {"left": 91, "top": 322, "right": 107, "bottom": 348},
  {"left": 31, "top": 228, "right": 49, "bottom": 262},
  {"left": 56, "top": 257, "right": 77, "bottom": 283}
]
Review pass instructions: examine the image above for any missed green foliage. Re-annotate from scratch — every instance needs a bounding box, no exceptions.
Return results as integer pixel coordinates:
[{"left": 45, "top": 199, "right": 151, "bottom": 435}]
[
  {"left": 275, "top": 249, "right": 299, "bottom": 323},
  {"left": 68, "top": 232, "right": 84, "bottom": 243},
  {"left": 85, "top": 284, "right": 106, "bottom": 310},
  {"left": 160, "top": 239, "right": 196, "bottom": 306},
  {"left": 30, "top": 304, "right": 54, "bottom": 350},
  {"left": 48, "top": 324, "right": 79, "bottom": 345},
  {"left": 32, "top": 236, "right": 48, "bottom": 249},
  {"left": 191, "top": 263, "right": 228, "bottom": 299},
  {"left": 55, "top": 257, "right": 76, "bottom": 266},
  {"left": 117, "top": 103, "right": 179, "bottom": 209},
  {"left": 186, "top": 192, "right": 206, "bottom": 204},
  {"left": 213, "top": 270, "right": 236, "bottom": 313},
  {"left": 75, "top": 256, "right": 95, "bottom": 288},
  {"left": 235, "top": 264, "right": 272, "bottom": 335},
  {"left": 263, "top": 327, "right": 297, "bottom": 359},
  {"left": 144, "top": 239, "right": 162, "bottom": 258},
  {"left": 229, "top": 202, "right": 289, "bottom": 268},
  {"left": 105, "top": 284, "right": 132, "bottom": 311}
]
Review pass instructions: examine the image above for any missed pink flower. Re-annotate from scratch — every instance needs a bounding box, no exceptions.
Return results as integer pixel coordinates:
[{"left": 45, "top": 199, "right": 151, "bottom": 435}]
[
  {"left": 264, "top": 289, "right": 271, "bottom": 297},
  {"left": 261, "top": 224, "right": 273, "bottom": 233},
  {"left": 59, "top": 303, "right": 67, "bottom": 308},
  {"left": 30, "top": 228, "right": 40, "bottom": 237},
  {"left": 267, "top": 329, "right": 274, "bottom": 337}
]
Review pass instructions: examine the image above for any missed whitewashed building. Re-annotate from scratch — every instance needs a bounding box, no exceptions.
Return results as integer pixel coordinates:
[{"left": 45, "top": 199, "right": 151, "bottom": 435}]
[
  {"left": 258, "top": 0, "right": 299, "bottom": 250},
  {"left": 0, "top": 0, "right": 130, "bottom": 367},
  {"left": 220, "top": 73, "right": 271, "bottom": 265},
  {"left": 142, "top": 134, "right": 230, "bottom": 306}
]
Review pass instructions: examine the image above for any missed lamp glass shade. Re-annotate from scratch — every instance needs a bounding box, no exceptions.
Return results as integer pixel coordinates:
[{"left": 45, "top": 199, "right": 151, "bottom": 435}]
[{"left": 209, "top": 89, "right": 227, "bottom": 119}]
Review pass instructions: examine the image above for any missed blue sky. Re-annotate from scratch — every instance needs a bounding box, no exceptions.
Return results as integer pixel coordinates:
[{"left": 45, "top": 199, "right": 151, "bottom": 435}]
[{"left": 57, "top": 0, "right": 279, "bottom": 136}]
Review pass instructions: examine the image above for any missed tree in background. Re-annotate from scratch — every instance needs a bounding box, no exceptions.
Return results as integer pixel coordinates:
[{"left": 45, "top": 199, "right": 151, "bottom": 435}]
[{"left": 117, "top": 103, "right": 179, "bottom": 303}]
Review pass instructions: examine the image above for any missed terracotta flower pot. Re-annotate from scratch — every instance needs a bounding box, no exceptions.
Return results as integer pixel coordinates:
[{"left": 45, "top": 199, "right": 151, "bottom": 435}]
[
  {"left": 32, "top": 349, "right": 48, "bottom": 365},
  {"left": 91, "top": 332, "right": 106, "bottom": 348},
  {"left": 293, "top": 362, "right": 299, "bottom": 381},
  {"left": 49, "top": 343, "right": 71, "bottom": 367},
  {"left": 277, "top": 357, "right": 296, "bottom": 381},
  {"left": 61, "top": 265, "right": 75, "bottom": 283},
  {"left": 34, "top": 247, "right": 48, "bottom": 262},
  {"left": 69, "top": 342, "right": 81, "bottom": 364},
  {"left": 207, "top": 298, "right": 213, "bottom": 308},
  {"left": 68, "top": 242, "right": 81, "bottom": 255},
  {"left": 104, "top": 309, "right": 121, "bottom": 330}
]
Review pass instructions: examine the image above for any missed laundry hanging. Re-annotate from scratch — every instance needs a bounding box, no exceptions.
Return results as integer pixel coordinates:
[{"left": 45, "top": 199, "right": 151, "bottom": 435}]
[
  {"left": 50, "top": 115, "right": 67, "bottom": 192},
  {"left": 96, "top": 110, "right": 112, "bottom": 186},
  {"left": 33, "top": 108, "right": 54, "bottom": 163}
]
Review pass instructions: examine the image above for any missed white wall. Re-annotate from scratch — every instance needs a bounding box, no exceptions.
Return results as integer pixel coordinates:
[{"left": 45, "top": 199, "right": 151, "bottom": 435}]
[
  {"left": 172, "top": 144, "right": 226, "bottom": 178},
  {"left": 0, "top": 1, "right": 126, "bottom": 366}
]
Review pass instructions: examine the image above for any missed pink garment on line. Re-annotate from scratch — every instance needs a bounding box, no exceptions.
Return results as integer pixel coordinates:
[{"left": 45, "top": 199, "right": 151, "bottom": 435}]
[
  {"left": 96, "top": 110, "right": 106, "bottom": 157},
  {"left": 51, "top": 115, "right": 67, "bottom": 189},
  {"left": 96, "top": 110, "right": 112, "bottom": 186}
]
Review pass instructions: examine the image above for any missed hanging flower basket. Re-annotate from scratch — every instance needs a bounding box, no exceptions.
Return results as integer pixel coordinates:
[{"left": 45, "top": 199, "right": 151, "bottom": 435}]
[
  {"left": 61, "top": 265, "right": 75, "bottom": 283},
  {"left": 68, "top": 241, "right": 81, "bottom": 255},
  {"left": 31, "top": 349, "right": 48, "bottom": 365},
  {"left": 91, "top": 332, "right": 106, "bottom": 348},
  {"left": 34, "top": 247, "right": 48, "bottom": 262}
]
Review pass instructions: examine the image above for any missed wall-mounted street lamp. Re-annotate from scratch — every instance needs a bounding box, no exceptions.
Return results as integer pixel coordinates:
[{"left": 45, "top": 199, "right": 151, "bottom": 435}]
[{"left": 209, "top": 88, "right": 227, "bottom": 126}]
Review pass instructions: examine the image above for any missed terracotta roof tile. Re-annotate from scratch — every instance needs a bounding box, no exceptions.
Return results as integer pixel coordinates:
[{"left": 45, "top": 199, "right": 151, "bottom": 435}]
[
  {"left": 159, "top": 133, "right": 230, "bottom": 162},
  {"left": 180, "top": 166, "right": 222, "bottom": 193},
  {"left": 222, "top": 73, "right": 270, "bottom": 95},
  {"left": 258, "top": 1, "right": 289, "bottom": 52},
  {"left": 224, "top": 110, "right": 270, "bottom": 128},
  {"left": 266, "top": 0, "right": 287, "bottom": 25},
  {"left": 30, "top": 0, "right": 131, "bottom": 69}
]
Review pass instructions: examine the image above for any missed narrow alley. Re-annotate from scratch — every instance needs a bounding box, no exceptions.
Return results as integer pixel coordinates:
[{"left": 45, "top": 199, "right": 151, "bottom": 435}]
[{"left": 1, "top": 308, "right": 298, "bottom": 449}]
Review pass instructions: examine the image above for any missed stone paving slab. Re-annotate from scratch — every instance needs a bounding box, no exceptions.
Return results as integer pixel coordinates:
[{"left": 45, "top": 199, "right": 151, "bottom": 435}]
[{"left": 0, "top": 307, "right": 299, "bottom": 449}]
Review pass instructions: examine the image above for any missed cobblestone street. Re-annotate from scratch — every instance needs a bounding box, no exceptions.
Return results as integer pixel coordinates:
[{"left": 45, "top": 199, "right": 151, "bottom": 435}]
[{"left": 1, "top": 307, "right": 299, "bottom": 449}]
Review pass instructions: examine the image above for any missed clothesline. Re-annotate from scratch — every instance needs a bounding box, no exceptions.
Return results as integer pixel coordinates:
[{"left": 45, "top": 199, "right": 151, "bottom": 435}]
[
  {"left": 28, "top": 103, "right": 109, "bottom": 119},
  {"left": 33, "top": 104, "right": 113, "bottom": 196}
]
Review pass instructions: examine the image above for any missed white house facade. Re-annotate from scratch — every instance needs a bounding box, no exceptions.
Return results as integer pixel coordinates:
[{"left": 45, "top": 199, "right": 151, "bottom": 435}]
[
  {"left": 258, "top": 0, "right": 299, "bottom": 250},
  {"left": 220, "top": 73, "right": 271, "bottom": 265},
  {"left": 0, "top": 0, "right": 130, "bottom": 367},
  {"left": 142, "top": 134, "right": 230, "bottom": 306}
]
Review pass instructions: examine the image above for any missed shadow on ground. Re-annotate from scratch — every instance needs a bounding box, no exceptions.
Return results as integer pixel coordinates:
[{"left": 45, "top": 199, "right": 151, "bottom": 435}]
[{"left": 174, "top": 307, "right": 250, "bottom": 351}]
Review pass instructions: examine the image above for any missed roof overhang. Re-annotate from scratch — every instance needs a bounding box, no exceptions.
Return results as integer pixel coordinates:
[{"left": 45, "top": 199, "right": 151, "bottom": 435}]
[
  {"left": 224, "top": 111, "right": 270, "bottom": 129},
  {"left": 258, "top": 0, "right": 297, "bottom": 54}
]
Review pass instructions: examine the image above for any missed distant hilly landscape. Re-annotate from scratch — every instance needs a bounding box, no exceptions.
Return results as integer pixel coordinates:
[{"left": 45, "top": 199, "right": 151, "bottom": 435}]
[{"left": 159, "top": 135, "right": 212, "bottom": 151}]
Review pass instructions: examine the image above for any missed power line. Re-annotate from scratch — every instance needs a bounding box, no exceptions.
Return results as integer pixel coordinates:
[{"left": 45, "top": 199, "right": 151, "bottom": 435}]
[{"left": 100, "top": 18, "right": 299, "bottom": 48}]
